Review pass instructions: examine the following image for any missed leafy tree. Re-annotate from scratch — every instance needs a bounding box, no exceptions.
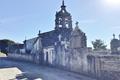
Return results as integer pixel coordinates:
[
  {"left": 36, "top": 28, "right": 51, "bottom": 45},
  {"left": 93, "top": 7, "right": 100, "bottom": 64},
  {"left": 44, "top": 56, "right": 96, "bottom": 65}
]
[
  {"left": 0, "top": 39, "right": 15, "bottom": 54},
  {"left": 92, "top": 39, "right": 107, "bottom": 50}
]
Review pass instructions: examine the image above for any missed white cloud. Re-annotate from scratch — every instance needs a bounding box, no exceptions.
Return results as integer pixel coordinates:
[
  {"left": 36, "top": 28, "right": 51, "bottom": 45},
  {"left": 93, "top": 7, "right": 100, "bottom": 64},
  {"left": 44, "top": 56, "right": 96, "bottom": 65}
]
[
  {"left": 0, "top": 16, "right": 22, "bottom": 24},
  {"left": 111, "top": 26, "right": 120, "bottom": 29},
  {"left": 79, "top": 19, "right": 96, "bottom": 24},
  {"left": 0, "top": 14, "right": 36, "bottom": 24},
  {"left": 100, "top": 0, "right": 120, "bottom": 12}
]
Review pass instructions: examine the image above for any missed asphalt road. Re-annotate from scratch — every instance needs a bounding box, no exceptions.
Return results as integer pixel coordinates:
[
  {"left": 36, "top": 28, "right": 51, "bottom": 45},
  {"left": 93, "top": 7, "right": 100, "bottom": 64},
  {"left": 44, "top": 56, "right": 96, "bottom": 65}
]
[{"left": 0, "top": 57, "right": 97, "bottom": 80}]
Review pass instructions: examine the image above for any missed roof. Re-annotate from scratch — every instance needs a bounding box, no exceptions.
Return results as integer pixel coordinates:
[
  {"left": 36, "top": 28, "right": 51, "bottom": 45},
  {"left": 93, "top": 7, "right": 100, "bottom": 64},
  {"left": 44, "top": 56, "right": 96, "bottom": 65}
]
[
  {"left": 25, "top": 28, "right": 72, "bottom": 48},
  {"left": 25, "top": 30, "right": 58, "bottom": 48},
  {"left": 40, "top": 30, "right": 58, "bottom": 47}
]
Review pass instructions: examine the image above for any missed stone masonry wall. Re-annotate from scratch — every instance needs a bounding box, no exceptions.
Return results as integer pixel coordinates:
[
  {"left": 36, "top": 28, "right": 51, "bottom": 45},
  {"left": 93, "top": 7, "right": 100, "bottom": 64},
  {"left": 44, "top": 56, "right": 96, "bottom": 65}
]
[{"left": 87, "top": 55, "right": 120, "bottom": 80}]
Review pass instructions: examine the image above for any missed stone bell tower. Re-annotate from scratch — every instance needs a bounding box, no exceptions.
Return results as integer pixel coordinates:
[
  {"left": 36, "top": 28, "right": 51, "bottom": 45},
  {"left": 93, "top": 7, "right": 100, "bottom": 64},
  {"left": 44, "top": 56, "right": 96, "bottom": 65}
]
[{"left": 55, "top": 0, "right": 72, "bottom": 30}]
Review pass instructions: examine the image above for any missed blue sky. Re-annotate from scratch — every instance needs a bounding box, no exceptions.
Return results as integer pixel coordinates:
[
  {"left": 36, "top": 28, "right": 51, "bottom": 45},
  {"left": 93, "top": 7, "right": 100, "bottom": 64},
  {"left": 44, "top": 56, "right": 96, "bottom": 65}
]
[{"left": 0, "top": 0, "right": 120, "bottom": 48}]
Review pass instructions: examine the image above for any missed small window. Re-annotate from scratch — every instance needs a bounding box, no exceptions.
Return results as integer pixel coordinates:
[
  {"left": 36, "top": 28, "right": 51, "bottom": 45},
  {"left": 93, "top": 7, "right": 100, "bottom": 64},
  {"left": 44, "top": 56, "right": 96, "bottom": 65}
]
[
  {"left": 59, "top": 18, "right": 62, "bottom": 21},
  {"left": 62, "top": 10, "right": 65, "bottom": 13},
  {"left": 66, "top": 24, "right": 69, "bottom": 28},
  {"left": 59, "top": 25, "right": 62, "bottom": 27},
  {"left": 65, "top": 18, "right": 68, "bottom": 21}
]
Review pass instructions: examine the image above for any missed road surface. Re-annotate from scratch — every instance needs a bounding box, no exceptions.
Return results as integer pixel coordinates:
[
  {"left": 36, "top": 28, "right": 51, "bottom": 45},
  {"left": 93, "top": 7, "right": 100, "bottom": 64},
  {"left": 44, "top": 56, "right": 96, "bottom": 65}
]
[{"left": 0, "top": 57, "right": 97, "bottom": 80}]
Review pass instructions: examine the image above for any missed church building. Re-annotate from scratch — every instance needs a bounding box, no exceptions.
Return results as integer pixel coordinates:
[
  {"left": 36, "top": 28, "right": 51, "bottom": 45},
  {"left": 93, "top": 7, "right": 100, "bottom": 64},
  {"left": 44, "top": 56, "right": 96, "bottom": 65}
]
[
  {"left": 8, "top": 0, "right": 88, "bottom": 73},
  {"left": 7, "top": 1, "right": 120, "bottom": 79}
]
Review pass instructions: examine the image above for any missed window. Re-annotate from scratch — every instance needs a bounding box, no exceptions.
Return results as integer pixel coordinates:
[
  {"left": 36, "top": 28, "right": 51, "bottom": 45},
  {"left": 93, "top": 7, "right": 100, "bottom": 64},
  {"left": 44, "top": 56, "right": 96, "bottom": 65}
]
[
  {"left": 59, "top": 25, "right": 62, "bottom": 27},
  {"left": 66, "top": 24, "right": 69, "bottom": 28}
]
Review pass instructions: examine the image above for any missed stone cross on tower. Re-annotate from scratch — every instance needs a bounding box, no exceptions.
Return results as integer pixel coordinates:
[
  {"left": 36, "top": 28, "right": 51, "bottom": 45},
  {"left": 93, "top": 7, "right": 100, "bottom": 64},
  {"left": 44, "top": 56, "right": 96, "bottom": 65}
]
[
  {"left": 113, "top": 34, "right": 115, "bottom": 39},
  {"left": 62, "top": 0, "right": 65, "bottom": 6},
  {"left": 38, "top": 30, "right": 41, "bottom": 37},
  {"left": 75, "top": 21, "right": 80, "bottom": 30},
  {"left": 76, "top": 21, "right": 79, "bottom": 27}
]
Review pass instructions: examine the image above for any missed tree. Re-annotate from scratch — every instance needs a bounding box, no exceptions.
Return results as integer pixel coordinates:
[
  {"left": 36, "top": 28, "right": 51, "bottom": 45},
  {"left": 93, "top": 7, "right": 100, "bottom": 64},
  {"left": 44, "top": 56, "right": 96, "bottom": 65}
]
[
  {"left": 0, "top": 39, "right": 15, "bottom": 54},
  {"left": 92, "top": 39, "right": 107, "bottom": 50}
]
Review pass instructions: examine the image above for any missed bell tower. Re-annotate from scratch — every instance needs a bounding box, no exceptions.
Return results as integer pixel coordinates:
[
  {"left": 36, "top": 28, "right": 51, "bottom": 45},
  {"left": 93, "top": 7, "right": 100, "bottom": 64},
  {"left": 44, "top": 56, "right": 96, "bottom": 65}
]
[{"left": 55, "top": 0, "right": 72, "bottom": 30}]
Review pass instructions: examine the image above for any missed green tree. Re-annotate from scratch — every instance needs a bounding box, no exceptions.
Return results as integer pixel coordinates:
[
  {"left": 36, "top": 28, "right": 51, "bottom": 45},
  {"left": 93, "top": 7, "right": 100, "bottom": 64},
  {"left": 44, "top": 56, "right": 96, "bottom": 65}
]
[
  {"left": 0, "top": 39, "right": 15, "bottom": 54},
  {"left": 92, "top": 39, "right": 107, "bottom": 50}
]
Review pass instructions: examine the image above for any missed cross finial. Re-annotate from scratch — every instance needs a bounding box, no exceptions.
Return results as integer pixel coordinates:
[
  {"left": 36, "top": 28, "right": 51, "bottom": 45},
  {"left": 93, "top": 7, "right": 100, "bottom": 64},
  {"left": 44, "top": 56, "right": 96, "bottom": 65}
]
[
  {"left": 61, "top": 0, "right": 66, "bottom": 10},
  {"left": 76, "top": 21, "right": 79, "bottom": 26},
  {"left": 113, "top": 34, "right": 115, "bottom": 39},
  {"left": 62, "top": 0, "right": 65, "bottom": 6},
  {"left": 61, "top": 0, "right": 66, "bottom": 9},
  {"left": 38, "top": 30, "right": 41, "bottom": 37},
  {"left": 39, "top": 30, "right": 41, "bottom": 34}
]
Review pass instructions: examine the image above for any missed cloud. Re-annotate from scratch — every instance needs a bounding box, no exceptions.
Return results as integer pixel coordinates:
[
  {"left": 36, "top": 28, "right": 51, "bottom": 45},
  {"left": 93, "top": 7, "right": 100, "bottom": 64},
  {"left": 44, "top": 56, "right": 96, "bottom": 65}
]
[
  {"left": 0, "top": 16, "right": 23, "bottom": 24},
  {"left": 0, "top": 13, "right": 36, "bottom": 24},
  {"left": 79, "top": 19, "right": 96, "bottom": 24},
  {"left": 110, "top": 26, "right": 120, "bottom": 29},
  {"left": 109, "top": 26, "right": 120, "bottom": 36},
  {"left": 0, "top": 13, "right": 41, "bottom": 25}
]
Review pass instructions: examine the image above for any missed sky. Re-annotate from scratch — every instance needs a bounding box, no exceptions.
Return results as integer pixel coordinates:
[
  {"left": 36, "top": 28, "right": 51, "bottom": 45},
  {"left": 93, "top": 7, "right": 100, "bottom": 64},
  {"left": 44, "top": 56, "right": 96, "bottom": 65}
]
[{"left": 0, "top": 0, "right": 120, "bottom": 48}]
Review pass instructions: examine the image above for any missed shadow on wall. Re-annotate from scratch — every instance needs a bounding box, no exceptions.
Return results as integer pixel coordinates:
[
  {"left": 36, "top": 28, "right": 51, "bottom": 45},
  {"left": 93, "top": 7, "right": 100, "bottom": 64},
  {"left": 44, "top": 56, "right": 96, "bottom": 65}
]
[
  {"left": 0, "top": 57, "right": 15, "bottom": 69},
  {"left": 14, "top": 72, "right": 44, "bottom": 80}
]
